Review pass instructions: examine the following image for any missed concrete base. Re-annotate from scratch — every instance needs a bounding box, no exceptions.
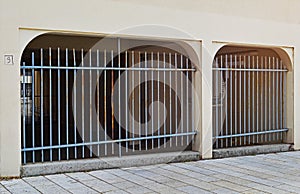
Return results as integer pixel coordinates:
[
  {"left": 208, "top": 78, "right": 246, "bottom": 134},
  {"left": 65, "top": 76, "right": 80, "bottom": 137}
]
[
  {"left": 21, "top": 151, "right": 200, "bottom": 177},
  {"left": 213, "top": 144, "right": 293, "bottom": 159}
]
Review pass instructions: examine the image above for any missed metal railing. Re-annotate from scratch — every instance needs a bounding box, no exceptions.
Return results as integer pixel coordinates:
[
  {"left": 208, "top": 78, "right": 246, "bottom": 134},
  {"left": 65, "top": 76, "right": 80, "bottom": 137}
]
[
  {"left": 21, "top": 46, "right": 196, "bottom": 164},
  {"left": 212, "top": 55, "right": 288, "bottom": 149}
]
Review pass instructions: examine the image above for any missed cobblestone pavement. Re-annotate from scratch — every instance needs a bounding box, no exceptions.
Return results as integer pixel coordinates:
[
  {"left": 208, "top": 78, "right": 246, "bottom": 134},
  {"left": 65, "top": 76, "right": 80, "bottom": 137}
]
[{"left": 1, "top": 151, "right": 300, "bottom": 193}]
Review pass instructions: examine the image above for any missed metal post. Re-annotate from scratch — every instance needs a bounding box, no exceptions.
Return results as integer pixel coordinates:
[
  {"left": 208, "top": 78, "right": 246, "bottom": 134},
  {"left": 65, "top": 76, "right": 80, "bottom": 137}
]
[
  {"left": 81, "top": 49, "right": 85, "bottom": 158},
  {"left": 58, "top": 48, "right": 61, "bottom": 160},
  {"left": 49, "top": 48, "right": 53, "bottom": 161},
  {"left": 40, "top": 49, "right": 44, "bottom": 162},
  {"left": 31, "top": 52, "right": 35, "bottom": 163},
  {"left": 104, "top": 50, "right": 108, "bottom": 155},
  {"left": 73, "top": 49, "right": 77, "bottom": 159},
  {"left": 89, "top": 49, "right": 93, "bottom": 157},
  {"left": 118, "top": 39, "right": 122, "bottom": 157},
  {"left": 22, "top": 64, "right": 26, "bottom": 164},
  {"left": 145, "top": 52, "right": 148, "bottom": 151},
  {"left": 163, "top": 52, "right": 166, "bottom": 148},
  {"left": 66, "top": 48, "right": 69, "bottom": 160},
  {"left": 169, "top": 53, "right": 172, "bottom": 147},
  {"left": 125, "top": 51, "right": 129, "bottom": 152}
]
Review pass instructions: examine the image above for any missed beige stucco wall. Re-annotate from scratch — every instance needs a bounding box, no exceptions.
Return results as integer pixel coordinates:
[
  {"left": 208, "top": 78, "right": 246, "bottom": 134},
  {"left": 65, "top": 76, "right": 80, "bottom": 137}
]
[{"left": 0, "top": 0, "right": 299, "bottom": 176}]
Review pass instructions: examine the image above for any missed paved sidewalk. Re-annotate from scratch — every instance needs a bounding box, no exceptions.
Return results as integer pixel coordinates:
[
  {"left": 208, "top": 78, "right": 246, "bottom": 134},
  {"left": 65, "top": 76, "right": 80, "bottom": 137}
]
[{"left": 1, "top": 151, "right": 300, "bottom": 194}]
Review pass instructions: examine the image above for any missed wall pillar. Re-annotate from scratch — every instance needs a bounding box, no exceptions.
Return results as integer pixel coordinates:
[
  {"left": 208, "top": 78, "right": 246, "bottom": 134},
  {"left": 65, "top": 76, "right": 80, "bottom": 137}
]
[
  {"left": 0, "top": 0, "right": 21, "bottom": 177},
  {"left": 192, "top": 40, "right": 214, "bottom": 159}
]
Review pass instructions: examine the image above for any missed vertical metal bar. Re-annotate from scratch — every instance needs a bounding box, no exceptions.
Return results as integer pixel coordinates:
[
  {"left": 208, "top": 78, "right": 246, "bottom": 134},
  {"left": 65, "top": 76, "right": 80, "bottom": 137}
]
[
  {"left": 31, "top": 52, "right": 35, "bottom": 163},
  {"left": 73, "top": 49, "right": 77, "bottom": 159},
  {"left": 163, "top": 52, "right": 166, "bottom": 148},
  {"left": 145, "top": 52, "right": 148, "bottom": 151},
  {"left": 151, "top": 52, "right": 154, "bottom": 149},
  {"left": 89, "top": 49, "right": 93, "bottom": 157},
  {"left": 261, "top": 56, "right": 264, "bottom": 143},
  {"left": 169, "top": 53, "right": 172, "bottom": 147},
  {"left": 225, "top": 55, "right": 228, "bottom": 147},
  {"left": 283, "top": 61, "right": 287, "bottom": 130},
  {"left": 22, "top": 64, "right": 27, "bottom": 164},
  {"left": 58, "top": 48, "right": 61, "bottom": 161},
  {"left": 279, "top": 61, "right": 283, "bottom": 137},
  {"left": 276, "top": 58, "right": 279, "bottom": 141},
  {"left": 248, "top": 56, "right": 251, "bottom": 145},
  {"left": 192, "top": 60, "right": 195, "bottom": 145},
  {"left": 215, "top": 57, "right": 219, "bottom": 148},
  {"left": 175, "top": 53, "right": 178, "bottom": 146},
  {"left": 221, "top": 55, "right": 224, "bottom": 148},
  {"left": 81, "top": 49, "right": 85, "bottom": 158},
  {"left": 104, "top": 50, "right": 107, "bottom": 155},
  {"left": 186, "top": 57, "right": 189, "bottom": 146},
  {"left": 111, "top": 50, "right": 115, "bottom": 155},
  {"left": 268, "top": 57, "right": 271, "bottom": 142},
  {"left": 272, "top": 57, "right": 276, "bottom": 141},
  {"left": 96, "top": 49, "right": 100, "bottom": 156},
  {"left": 118, "top": 38, "right": 122, "bottom": 157},
  {"left": 230, "top": 55, "right": 233, "bottom": 147},
  {"left": 252, "top": 56, "right": 255, "bottom": 144},
  {"left": 234, "top": 55, "right": 237, "bottom": 146},
  {"left": 239, "top": 55, "right": 242, "bottom": 146},
  {"left": 157, "top": 52, "right": 160, "bottom": 148},
  {"left": 40, "top": 49, "right": 44, "bottom": 162},
  {"left": 243, "top": 55, "right": 246, "bottom": 145},
  {"left": 125, "top": 51, "right": 128, "bottom": 152},
  {"left": 264, "top": 57, "right": 268, "bottom": 142},
  {"left": 131, "top": 51, "right": 135, "bottom": 152},
  {"left": 49, "top": 48, "right": 53, "bottom": 161},
  {"left": 180, "top": 54, "right": 184, "bottom": 146},
  {"left": 255, "top": 56, "right": 258, "bottom": 144},
  {"left": 138, "top": 51, "right": 141, "bottom": 151},
  {"left": 65, "top": 48, "right": 69, "bottom": 160}
]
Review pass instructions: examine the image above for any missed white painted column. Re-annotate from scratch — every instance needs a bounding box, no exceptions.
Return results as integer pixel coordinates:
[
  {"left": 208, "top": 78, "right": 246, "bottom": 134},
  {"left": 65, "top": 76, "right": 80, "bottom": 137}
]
[
  {"left": 0, "top": 0, "right": 21, "bottom": 177},
  {"left": 192, "top": 40, "right": 215, "bottom": 159}
]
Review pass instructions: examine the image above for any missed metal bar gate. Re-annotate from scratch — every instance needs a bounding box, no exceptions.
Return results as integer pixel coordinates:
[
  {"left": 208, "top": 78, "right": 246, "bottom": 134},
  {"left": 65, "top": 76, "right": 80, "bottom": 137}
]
[
  {"left": 21, "top": 45, "right": 196, "bottom": 164},
  {"left": 212, "top": 55, "right": 288, "bottom": 149}
]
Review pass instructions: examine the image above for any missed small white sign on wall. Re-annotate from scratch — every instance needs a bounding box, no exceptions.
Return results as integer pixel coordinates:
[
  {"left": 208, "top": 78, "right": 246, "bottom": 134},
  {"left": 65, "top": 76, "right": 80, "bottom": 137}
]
[{"left": 4, "top": 54, "right": 14, "bottom": 65}]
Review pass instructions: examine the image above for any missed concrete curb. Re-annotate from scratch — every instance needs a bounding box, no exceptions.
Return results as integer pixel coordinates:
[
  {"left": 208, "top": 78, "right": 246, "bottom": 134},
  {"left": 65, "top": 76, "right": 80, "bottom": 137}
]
[
  {"left": 213, "top": 143, "right": 293, "bottom": 159},
  {"left": 21, "top": 151, "right": 200, "bottom": 177}
]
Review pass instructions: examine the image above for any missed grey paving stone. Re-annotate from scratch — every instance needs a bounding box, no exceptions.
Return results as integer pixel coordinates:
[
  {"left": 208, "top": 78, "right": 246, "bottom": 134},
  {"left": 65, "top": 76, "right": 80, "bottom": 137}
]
[
  {"left": 212, "top": 188, "right": 240, "bottom": 194},
  {"left": 211, "top": 180, "right": 251, "bottom": 192},
  {"left": 124, "top": 186, "right": 153, "bottom": 194},
  {"left": 79, "top": 179, "right": 119, "bottom": 193},
  {"left": 159, "top": 179, "right": 187, "bottom": 188},
  {"left": 267, "top": 176, "right": 300, "bottom": 187},
  {"left": 242, "top": 189, "right": 267, "bottom": 194},
  {"left": 240, "top": 175, "right": 282, "bottom": 187},
  {"left": 3, "top": 151, "right": 300, "bottom": 193},
  {"left": 88, "top": 170, "right": 125, "bottom": 184},
  {"left": 104, "top": 190, "right": 129, "bottom": 194},
  {"left": 173, "top": 162, "right": 217, "bottom": 175},
  {"left": 23, "top": 176, "right": 68, "bottom": 194},
  {"left": 45, "top": 174, "right": 97, "bottom": 194},
  {"left": 141, "top": 182, "right": 178, "bottom": 193},
  {"left": 176, "top": 185, "right": 212, "bottom": 194},
  {"left": 65, "top": 172, "right": 96, "bottom": 182},
  {"left": 274, "top": 184, "right": 300, "bottom": 194},
  {"left": 180, "top": 178, "right": 222, "bottom": 191},
  {"left": 1, "top": 179, "right": 40, "bottom": 194},
  {"left": 246, "top": 182, "right": 290, "bottom": 194},
  {"left": 0, "top": 183, "right": 10, "bottom": 194},
  {"left": 112, "top": 181, "right": 138, "bottom": 189}
]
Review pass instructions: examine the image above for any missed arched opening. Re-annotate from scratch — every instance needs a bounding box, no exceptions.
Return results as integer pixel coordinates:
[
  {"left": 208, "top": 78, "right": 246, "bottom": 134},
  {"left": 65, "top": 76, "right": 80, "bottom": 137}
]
[
  {"left": 212, "top": 45, "right": 292, "bottom": 149},
  {"left": 20, "top": 33, "right": 198, "bottom": 163}
]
